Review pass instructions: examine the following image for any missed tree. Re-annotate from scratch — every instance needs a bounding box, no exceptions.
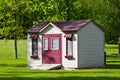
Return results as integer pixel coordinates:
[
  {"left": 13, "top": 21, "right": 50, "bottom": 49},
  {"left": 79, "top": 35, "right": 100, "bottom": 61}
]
[
  {"left": 0, "top": 0, "right": 120, "bottom": 57},
  {"left": 77, "top": 0, "right": 120, "bottom": 57},
  {"left": 0, "top": 0, "right": 25, "bottom": 59},
  {"left": 116, "top": 0, "right": 120, "bottom": 57}
]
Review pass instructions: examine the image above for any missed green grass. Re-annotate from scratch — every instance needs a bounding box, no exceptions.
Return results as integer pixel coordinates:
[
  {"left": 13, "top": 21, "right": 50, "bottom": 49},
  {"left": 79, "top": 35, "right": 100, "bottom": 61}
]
[{"left": 0, "top": 40, "right": 120, "bottom": 80}]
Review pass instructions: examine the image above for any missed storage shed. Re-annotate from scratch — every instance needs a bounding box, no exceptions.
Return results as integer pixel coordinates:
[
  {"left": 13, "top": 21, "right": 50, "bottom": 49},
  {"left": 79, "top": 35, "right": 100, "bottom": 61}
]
[{"left": 27, "top": 19, "right": 105, "bottom": 70}]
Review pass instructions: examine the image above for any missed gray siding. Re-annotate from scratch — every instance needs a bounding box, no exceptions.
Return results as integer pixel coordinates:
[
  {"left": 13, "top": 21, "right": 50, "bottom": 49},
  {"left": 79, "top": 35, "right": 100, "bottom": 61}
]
[{"left": 78, "top": 22, "right": 105, "bottom": 68}]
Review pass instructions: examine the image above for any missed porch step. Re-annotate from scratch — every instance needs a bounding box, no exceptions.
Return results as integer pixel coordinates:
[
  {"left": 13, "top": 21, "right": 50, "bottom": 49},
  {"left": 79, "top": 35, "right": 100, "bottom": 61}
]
[{"left": 31, "top": 64, "right": 61, "bottom": 70}]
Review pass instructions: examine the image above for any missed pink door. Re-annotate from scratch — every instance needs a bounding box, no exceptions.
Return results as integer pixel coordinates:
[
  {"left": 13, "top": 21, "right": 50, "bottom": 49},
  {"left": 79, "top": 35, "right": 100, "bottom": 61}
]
[{"left": 42, "top": 34, "right": 62, "bottom": 64}]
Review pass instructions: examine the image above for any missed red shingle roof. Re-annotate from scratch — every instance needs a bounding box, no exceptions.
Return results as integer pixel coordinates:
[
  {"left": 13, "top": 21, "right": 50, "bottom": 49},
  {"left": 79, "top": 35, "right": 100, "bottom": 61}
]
[{"left": 27, "top": 19, "right": 92, "bottom": 33}]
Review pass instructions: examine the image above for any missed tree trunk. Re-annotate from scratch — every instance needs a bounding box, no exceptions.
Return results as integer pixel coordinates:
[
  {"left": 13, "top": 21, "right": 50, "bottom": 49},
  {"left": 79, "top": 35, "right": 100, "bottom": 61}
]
[
  {"left": 118, "top": 18, "right": 120, "bottom": 57},
  {"left": 14, "top": 10, "right": 18, "bottom": 59},
  {"left": 117, "top": 0, "right": 120, "bottom": 57},
  {"left": 13, "top": 0, "right": 18, "bottom": 59},
  {"left": 14, "top": 35, "right": 18, "bottom": 59}
]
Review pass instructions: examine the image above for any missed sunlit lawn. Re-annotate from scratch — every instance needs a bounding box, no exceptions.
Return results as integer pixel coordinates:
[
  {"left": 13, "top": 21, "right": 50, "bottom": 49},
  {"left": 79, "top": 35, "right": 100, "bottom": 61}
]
[{"left": 0, "top": 40, "right": 120, "bottom": 80}]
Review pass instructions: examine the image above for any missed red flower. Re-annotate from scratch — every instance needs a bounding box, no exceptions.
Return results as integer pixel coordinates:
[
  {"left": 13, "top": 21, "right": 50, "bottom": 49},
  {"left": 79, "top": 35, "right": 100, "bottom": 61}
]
[
  {"left": 31, "top": 54, "right": 38, "bottom": 59},
  {"left": 65, "top": 55, "right": 73, "bottom": 60}
]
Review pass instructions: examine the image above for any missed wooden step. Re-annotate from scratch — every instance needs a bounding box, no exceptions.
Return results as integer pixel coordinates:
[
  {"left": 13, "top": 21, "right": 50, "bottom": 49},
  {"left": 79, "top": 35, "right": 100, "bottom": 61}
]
[{"left": 31, "top": 64, "right": 61, "bottom": 70}]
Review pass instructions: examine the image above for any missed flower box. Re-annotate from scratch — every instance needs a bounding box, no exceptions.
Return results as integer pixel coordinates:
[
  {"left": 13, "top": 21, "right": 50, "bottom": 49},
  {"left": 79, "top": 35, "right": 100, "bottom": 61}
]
[
  {"left": 65, "top": 55, "right": 73, "bottom": 60},
  {"left": 30, "top": 54, "right": 38, "bottom": 59}
]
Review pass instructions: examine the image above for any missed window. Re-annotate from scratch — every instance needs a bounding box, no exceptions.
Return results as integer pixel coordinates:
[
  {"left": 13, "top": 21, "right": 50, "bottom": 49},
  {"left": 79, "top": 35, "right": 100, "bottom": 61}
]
[
  {"left": 51, "top": 38, "right": 59, "bottom": 50},
  {"left": 31, "top": 39, "right": 38, "bottom": 59},
  {"left": 66, "top": 38, "right": 73, "bottom": 55},
  {"left": 64, "top": 33, "right": 73, "bottom": 59},
  {"left": 43, "top": 38, "right": 48, "bottom": 50}
]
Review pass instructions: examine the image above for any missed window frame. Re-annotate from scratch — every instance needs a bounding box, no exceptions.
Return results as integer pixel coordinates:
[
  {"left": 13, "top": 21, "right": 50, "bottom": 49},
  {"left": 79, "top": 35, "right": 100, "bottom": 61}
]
[
  {"left": 43, "top": 38, "right": 48, "bottom": 50},
  {"left": 66, "top": 38, "right": 73, "bottom": 56},
  {"left": 32, "top": 38, "right": 38, "bottom": 57},
  {"left": 51, "top": 37, "right": 59, "bottom": 50}
]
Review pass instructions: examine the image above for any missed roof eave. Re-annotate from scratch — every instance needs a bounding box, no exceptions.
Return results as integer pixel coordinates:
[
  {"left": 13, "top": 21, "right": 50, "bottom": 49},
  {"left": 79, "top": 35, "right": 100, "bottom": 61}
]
[{"left": 63, "top": 30, "right": 78, "bottom": 32}]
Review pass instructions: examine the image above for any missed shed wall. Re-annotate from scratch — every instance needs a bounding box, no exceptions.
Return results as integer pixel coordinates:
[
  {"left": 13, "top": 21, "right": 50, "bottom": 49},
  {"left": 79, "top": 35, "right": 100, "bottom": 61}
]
[
  {"left": 40, "top": 24, "right": 78, "bottom": 68},
  {"left": 62, "top": 33, "right": 78, "bottom": 69},
  {"left": 78, "top": 22, "right": 105, "bottom": 68},
  {"left": 28, "top": 23, "right": 78, "bottom": 68},
  {"left": 27, "top": 34, "right": 42, "bottom": 68}
]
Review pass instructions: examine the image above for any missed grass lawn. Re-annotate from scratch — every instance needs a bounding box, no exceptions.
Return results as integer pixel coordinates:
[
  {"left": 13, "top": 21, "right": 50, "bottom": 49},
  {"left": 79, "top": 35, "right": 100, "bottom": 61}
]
[{"left": 0, "top": 40, "right": 120, "bottom": 80}]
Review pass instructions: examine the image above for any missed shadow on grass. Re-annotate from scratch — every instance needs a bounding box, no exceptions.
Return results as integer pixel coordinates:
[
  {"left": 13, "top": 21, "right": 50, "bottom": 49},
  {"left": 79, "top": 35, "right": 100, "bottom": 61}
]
[
  {"left": 0, "top": 64, "right": 26, "bottom": 67},
  {"left": 105, "top": 46, "right": 118, "bottom": 49},
  {"left": 0, "top": 62, "right": 120, "bottom": 69},
  {"left": 0, "top": 76, "right": 120, "bottom": 80},
  {"left": 106, "top": 54, "right": 118, "bottom": 58},
  {"left": 106, "top": 60, "right": 120, "bottom": 63},
  {"left": 105, "top": 63, "right": 120, "bottom": 69}
]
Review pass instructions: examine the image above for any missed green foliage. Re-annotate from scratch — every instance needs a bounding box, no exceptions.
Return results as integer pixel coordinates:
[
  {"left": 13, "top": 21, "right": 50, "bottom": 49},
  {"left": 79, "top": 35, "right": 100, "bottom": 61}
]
[
  {"left": 0, "top": 26, "right": 25, "bottom": 39},
  {"left": 0, "top": 40, "right": 120, "bottom": 80},
  {"left": 0, "top": 0, "right": 120, "bottom": 43}
]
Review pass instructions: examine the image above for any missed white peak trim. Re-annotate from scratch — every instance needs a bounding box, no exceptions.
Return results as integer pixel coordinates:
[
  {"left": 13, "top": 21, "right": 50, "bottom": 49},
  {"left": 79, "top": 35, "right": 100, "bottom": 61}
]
[{"left": 39, "top": 22, "right": 62, "bottom": 32}]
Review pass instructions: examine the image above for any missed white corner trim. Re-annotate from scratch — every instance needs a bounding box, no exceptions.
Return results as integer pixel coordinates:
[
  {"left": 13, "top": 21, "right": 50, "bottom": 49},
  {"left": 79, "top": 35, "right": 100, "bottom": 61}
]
[
  {"left": 39, "top": 22, "right": 62, "bottom": 32},
  {"left": 39, "top": 23, "right": 50, "bottom": 32},
  {"left": 49, "top": 23, "right": 63, "bottom": 32}
]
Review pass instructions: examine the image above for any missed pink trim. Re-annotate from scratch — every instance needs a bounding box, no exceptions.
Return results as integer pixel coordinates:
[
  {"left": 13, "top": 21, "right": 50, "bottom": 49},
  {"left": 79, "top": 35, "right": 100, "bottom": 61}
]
[
  {"left": 30, "top": 34, "right": 38, "bottom": 39},
  {"left": 65, "top": 55, "right": 73, "bottom": 60},
  {"left": 31, "top": 54, "right": 38, "bottom": 59},
  {"left": 64, "top": 33, "right": 73, "bottom": 38}
]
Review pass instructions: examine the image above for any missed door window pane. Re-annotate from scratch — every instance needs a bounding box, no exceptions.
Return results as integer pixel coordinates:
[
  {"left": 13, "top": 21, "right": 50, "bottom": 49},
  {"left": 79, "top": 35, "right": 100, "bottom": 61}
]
[
  {"left": 44, "top": 38, "right": 48, "bottom": 50},
  {"left": 52, "top": 38, "right": 59, "bottom": 50}
]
